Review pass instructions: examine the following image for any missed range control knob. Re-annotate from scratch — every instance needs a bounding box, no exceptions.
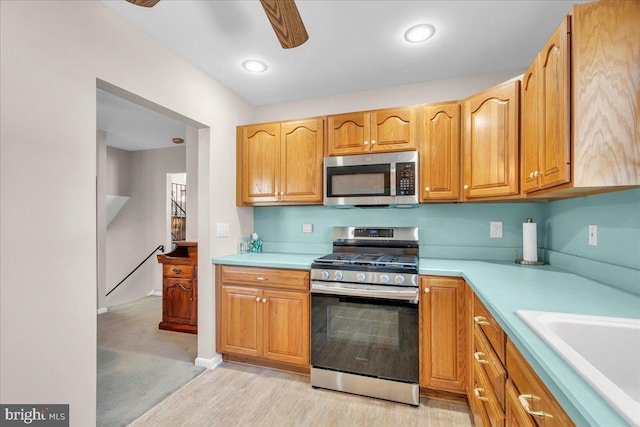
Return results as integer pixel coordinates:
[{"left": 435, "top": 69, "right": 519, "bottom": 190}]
[
  {"left": 380, "top": 274, "right": 390, "bottom": 284},
  {"left": 356, "top": 273, "right": 366, "bottom": 282},
  {"left": 395, "top": 275, "right": 405, "bottom": 285},
  {"left": 335, "top": 271, "right": 344, "bottom": 281},
  {"left": 321, "top": 271, "right": 330, "bottom": 280}
]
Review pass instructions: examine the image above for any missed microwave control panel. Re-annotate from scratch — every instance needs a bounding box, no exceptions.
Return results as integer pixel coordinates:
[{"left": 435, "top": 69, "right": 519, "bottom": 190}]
[{"left": 396, "top": 162, "right": 416, "bottom": 196}]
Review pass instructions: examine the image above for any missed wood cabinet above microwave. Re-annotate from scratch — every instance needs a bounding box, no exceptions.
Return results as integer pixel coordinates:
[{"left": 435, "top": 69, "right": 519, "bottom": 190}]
[{"left": 326, "top": 107, "right": 418, "bottom": 156}]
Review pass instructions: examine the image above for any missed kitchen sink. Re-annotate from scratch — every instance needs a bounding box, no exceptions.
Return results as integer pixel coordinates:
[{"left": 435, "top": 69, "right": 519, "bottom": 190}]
[{"left": 517, "top": 310, "right": 640, "bottom": 427}]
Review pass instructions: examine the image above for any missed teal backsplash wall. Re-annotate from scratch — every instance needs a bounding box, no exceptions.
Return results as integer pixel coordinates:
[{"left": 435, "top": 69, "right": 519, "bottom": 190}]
[
  {"left": 254, "top": 188, "right": 640, "bottom": 294},
  {"left": 254, "top": 202, "right": 547, "bottom": 260}
]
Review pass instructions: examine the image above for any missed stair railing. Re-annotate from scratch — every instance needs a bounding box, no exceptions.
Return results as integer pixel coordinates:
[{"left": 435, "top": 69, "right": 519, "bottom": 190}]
[{"left": 106, "top": 244, "right": 165, "bottom": 297}]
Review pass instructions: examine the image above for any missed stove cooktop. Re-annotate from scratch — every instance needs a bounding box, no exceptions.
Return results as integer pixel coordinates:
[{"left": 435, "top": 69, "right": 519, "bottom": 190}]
[{"left": 313, "top": 253, "right": 418, "bottom": 269}]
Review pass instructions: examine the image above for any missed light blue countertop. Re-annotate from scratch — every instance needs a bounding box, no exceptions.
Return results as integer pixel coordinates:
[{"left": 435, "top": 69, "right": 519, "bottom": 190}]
[{"left": 212, "top": 253, "right": 640, "bottom": 426}]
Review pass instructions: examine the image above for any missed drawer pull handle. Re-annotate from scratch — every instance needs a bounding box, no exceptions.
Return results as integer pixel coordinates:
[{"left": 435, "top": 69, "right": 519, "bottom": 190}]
[
  {"left": 474, "top": 316, "right": 491, "bottom": 326},
  {"left": 473, "top": 352, "right": 489, "bottom": 364},
  {"left": 473, "top": 387, "right": 488, "bottom": 402},
  {"left": 519, "top": 394, "right": 553, "bottom": 419},
  {"left": 172, "top": 268, "right": 182, "bottom": 274},
  {"left": 256, "top": 276, "right": 267, "bottom": 281}
]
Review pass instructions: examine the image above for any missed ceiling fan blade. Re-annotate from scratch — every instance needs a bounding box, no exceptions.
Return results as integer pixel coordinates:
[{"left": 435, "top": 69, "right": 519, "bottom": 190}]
[
  {"left": 260, "top": 0, "right": 309, "bottom": 49},
  {"left": 125, "top": 0, "right": 160, "bottom": 7}
]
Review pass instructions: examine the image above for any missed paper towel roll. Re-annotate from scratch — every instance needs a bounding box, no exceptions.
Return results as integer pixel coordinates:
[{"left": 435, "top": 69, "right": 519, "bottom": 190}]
[{"left": 522, "top": 219, "right": 538, "bottom": 262}]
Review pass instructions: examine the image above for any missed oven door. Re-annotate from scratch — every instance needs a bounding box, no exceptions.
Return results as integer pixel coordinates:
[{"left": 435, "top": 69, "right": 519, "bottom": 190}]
[{"left": 311, "top": 290, "right": 419, "bottom": 383}]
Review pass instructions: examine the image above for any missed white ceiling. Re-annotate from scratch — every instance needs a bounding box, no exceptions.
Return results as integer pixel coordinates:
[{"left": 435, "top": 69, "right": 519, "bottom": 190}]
[
  {"left": 97, "top": 0, "right": 584, "bottom": 151},
  {"left": 101, "top": 0, "right": 584, "bottom": 106},
  {"left": 97, "top": 88, "right": 185, "bottom": 151}
]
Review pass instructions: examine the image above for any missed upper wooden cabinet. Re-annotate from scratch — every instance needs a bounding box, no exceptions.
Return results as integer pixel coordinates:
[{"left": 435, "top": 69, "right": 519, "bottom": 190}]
[
  {"left": 462, "top": 80, "right": 520, "bottom": 200},
  {"left": 237, "top": 117, "right": 324, "bottom": 206},
  {"left": 326, "top": 107, "right": 417, "bottom": 156},
  {"left": 419, "top": 102, "right": 461, "bottom": 201},
  {"left": 420, "top": 276, "right": 467, "bottom": 394},
  {"left": 521, "top": 17, "right": 571, "bottom": 194}
]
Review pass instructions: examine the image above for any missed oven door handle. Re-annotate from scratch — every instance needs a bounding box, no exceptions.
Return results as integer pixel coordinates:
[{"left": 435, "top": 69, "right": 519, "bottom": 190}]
[{"left": 311, "top": 282, "right": 419, "bottom": 302}]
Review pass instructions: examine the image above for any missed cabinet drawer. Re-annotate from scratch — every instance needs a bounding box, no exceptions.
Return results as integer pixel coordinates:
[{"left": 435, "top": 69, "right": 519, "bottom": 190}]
[
  {"left": 472, "top": 360, "right": 506, "bottom": 427},
  {"left": 163, "top": 264, "right": 195, "bottom": 278},
  {"left": 474, "top": 295, "right": 506, "bottom": 364},
  {"left": 220, "top": 265, "right": 309, "bottom": 290},
  {"left": 506, "top": 340, "right": 574, "bottom": 427},
  {"left": 474, "top": 324, "right": 506, "bottom": 409}
]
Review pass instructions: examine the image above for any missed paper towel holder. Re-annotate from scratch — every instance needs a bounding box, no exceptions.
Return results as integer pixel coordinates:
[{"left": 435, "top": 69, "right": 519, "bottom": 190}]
[{"left": 515, "top": 218, "right": 545, "bottom": 265}]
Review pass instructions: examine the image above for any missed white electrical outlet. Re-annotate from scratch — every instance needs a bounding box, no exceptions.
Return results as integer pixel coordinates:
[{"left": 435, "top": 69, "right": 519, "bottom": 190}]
[
  {"left": 490, "top": 221, "right": 503, "bottom": 238},
  {"left": 216, "top": 223, "right": 230, "bottom": 237},
  {"left": 302, "top": 223, "right": 313, "bottom": 233},
  {"left": 589, "top": 224, "right": 598, "bottom": 246}
]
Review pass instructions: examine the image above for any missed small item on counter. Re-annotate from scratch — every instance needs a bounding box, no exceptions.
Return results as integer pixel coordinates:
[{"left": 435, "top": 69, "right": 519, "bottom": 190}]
[
  {"left": 516, "top": 218, "right": 544, "bottom": 265},
  {"left": 238, "top": 237, "right": 249, "bottom": 254},
  {"left": 249, "top": 232, "right": 263, "bottom": 253}
]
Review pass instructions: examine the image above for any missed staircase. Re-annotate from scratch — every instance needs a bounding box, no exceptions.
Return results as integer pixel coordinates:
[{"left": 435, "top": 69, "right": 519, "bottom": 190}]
[{"left": 171, "top": 183, "right": 186, "bottom": 242}]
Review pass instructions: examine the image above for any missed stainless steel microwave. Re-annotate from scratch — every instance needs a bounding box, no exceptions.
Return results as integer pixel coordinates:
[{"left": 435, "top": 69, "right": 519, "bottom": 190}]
[{"left": 324, "top": 151, "right": 419, "bottom": 207}]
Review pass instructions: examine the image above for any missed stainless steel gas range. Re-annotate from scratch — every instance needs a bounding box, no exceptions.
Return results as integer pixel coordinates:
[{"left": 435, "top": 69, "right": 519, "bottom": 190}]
[{"left": 310, "top": 226, "right": 420, "bottom": 406}]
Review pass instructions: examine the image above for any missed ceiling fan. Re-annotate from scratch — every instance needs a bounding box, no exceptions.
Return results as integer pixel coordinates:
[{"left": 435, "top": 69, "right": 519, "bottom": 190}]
[{"left": 125, "top": 0, "right": 309, "bottom": 49}]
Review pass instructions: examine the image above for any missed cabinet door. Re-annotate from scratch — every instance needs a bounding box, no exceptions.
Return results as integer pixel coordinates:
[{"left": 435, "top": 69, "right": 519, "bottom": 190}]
[
  {"left": 220, "top": 286, "right": 262, "bottom": 357},
  {"left": 370, "top": 106, "right": 417, "bottom": 153},
  {"left": 420, "top": 276, "right": 467, "bottom": 393},
  {"left": 538, "top": 17, "right": 570, "bottom": 190},
  {"left": 163, "top": 278, "right": 196, "bottom": 325},
  {"left": 505, "top": 380, "right": 536, "bottom": 427},
  {"left": 420, "top": 102, "right": 460, "bottom": 201},
  {"left": 327, "top": 112, "right": 370, "bottom": 156},
  {"left": 239, "top": 123, "right": 280, "bottom": 204},
  {"left": 521, "top": 61, "right": 541, "bottom": 194},
  {"left": 280, "top": 118, "right": 324, "bottom": 204},
  {"left": 262, "top": 289, "right": 309, "bottom": 366},
  {"left": 462, "top": 81, "right": 520, "bottom": 199}
]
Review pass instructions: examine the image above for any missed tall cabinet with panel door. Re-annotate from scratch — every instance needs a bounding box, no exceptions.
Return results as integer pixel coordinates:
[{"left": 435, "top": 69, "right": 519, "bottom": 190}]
[
  {"left": 461, "top": 80, "right": 520, "bottom": 201},
  {"left": 326, "top": 107, "right": 417, "bottom": 156},
  {"left": 419, "top": 102, "right": 461, "bottom": 201},
  {"left": 237, "top": 117, "right": 324, "bottom": 206}
]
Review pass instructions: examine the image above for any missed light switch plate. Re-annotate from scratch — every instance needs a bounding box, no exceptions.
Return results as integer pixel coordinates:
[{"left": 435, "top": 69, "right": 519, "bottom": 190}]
[
  {"left": 302, "top": 223, "right": 313, "bottom": 233},
  {"left": 490, "top": 221, "right": 503, "bottom": 238},
  {"left": 589, "top": 224, "right": 597, "bottom": 246},
  {"left": 216, "top": 223, "right": 229, "bottom": 237}
]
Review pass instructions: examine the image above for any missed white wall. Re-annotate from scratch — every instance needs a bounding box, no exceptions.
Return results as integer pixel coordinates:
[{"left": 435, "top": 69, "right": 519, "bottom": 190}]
[
  {"left": 0, "top": 2, "right": 254, "bottom": 425},
  {"left": 97, "top": 131, "right": 108, "bottom": 313},
  {"left": 253, "top": 69, "right": 525, "bottom": 123},
  {"left": 185, "top": 126, "right": 199, "bottom": 242},
  {"left": 106, "top": 145, "right": 186, "bottom": 306},
  {"left": 106, "top": 146, "right": 133, "bottom": 196}
]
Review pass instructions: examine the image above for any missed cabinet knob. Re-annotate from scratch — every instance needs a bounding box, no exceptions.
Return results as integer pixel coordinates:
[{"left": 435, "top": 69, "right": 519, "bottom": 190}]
[
  {"left": 473, "top": 315, "right": 491, "bottom": 326},
  {"left": 371, "top": 140, "right": 376, "bottom": 145},
  {"left": 529, "top": 172, "right": 534, "bottom": 178},
  {"left": 424, "top": 287, "right": 430, "bottom": 294},
  {"left": 424, "top": 187, "right": 430, "bottom": 192},
  {"left": 533, "top": 170, "right": 539, "bottom": 177},
  {"left": 519, "top": 394, "right": 553, "bottom": 419},
  {"left": 262, "top": 298, "right": 267, "bottom": 303},
  {"left": 474, "top": 352, "right": 489, "bottom": 364},
  {"left": 363, "top": 140, "right": 369, "bottom": 145},
  {"left": 280, "top": 191, "right": 284, "bottom": 196},
  {"left": 473, "top": 388, "right": 488, "bottom": 402},
  {"left": 463, "top": 184, "right": 469, "bottom": 190},
  {"left": 256, "top": 297, "right": 260, "bottom": 302},
  {"left": 256, "top": 276, "right": 267, "bottom": 281}
]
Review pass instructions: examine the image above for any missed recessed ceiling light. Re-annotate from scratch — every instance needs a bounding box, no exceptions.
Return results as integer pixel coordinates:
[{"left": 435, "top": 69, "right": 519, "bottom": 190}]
[
  {"left": 404, "top": 24, "right": 436, "bottom": 43},
  {"left": 242, "top": 59, "right": 268, "bottom": 73}
]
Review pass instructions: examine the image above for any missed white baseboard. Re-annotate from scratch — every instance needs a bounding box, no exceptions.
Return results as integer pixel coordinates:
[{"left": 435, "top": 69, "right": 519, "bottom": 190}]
[
  {"left": 148, "top": 290, "right": 162, "bottom": 297},
  {"left": 97, "top": 307, "right": 108, "bottom": 315},
  {"left": 195, "top": 354, "right": 223, "bottom": 370}
]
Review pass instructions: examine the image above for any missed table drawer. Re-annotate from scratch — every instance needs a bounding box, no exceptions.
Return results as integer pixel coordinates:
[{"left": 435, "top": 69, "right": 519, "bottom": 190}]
[
  {"left": 474, "top": 324, "right": 506, "bottom": 409},
  {"left": 506, "top": 340, "right": 574, "bottom": 427},
  {"left": 220, "top": 265, "right": 309, "bottom": 290},
  {"left": 474, "top": 295, "right": 506, "bottom": 364},
  {"left": 163, "top": 264, "right": 195, "bottom": 278}
]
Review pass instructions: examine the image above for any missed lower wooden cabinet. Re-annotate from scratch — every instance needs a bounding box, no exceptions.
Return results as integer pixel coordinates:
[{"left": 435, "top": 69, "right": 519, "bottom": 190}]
[
  {"left": 157, "top": 242, "right": 198, "bottom": 334},
  {"left": 217, "top": 265, "right": 310, "bottom": 368},
  {"left": 419, "top": 276, "right": 467, "bottom": 393}
]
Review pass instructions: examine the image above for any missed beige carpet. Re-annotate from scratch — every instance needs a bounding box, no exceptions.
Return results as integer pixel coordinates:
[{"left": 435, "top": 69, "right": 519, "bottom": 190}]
[
  {"left": 131, "top": 362, "right": 473, "bottom": 427},
  {"left": 97, "top": 296, "right": 205, "bottom": 427}
]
